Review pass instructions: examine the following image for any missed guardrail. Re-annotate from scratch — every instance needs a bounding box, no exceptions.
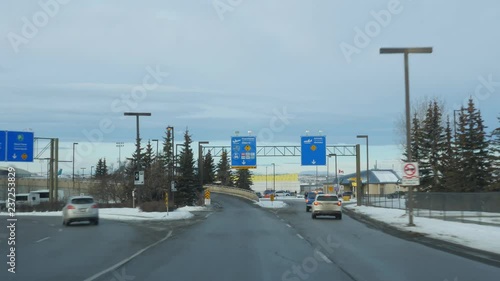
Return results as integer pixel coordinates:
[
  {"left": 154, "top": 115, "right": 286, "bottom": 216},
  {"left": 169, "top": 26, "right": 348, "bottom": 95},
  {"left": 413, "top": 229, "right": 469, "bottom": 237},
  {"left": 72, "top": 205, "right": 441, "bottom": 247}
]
[{"left": 206, "top": 185, "right": 259, "bottom": 201}]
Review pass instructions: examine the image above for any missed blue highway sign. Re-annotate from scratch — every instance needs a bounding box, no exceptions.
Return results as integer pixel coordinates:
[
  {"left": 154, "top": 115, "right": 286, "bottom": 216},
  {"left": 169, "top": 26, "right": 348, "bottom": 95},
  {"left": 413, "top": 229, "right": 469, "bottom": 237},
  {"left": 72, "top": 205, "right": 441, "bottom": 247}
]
[
  {"left": 231, "top": 136, "right": 257, "bottom": 169},
  {"left": 0, "top": 131, "right": 6, "bottom": 161},
  {"left": 301, "top": 136, "right": 326, "bottom": 166},
  {"left": 6, "top": 131, "right": 34, "bottom": 162}
]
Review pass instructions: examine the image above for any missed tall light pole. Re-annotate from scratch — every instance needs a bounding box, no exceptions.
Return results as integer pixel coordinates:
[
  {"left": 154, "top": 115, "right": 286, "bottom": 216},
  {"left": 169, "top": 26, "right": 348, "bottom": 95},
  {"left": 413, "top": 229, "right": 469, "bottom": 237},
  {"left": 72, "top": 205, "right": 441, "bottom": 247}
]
[
  {"left": 124, "top": 112, "right": 152, "bottom": 207},
  {"left": 72, "top": 142, "right": 78, "bottom": 192},
  {"left": 272, "top": 163, "right": 276, "bottom": 194},
  {"left": 116, "top": 142, "right": 124, "bottom": 168},
  {"left": 380, "top": 47, "right": 432, "bottom": 226},
  {"left": 328, "top": 154, "right": 337, "bottom": 193},
  {"left": 265, "top": 166, "right": 268, "bottom": 190},
  {"left": 198, "top": 141, "right": 209, "bottom": 188},
  {"left": 152, "top": 139, "right": 159, "bottom": 158},
  {"left": 357, "top": 135, "right": 369, "bottom": 205}
]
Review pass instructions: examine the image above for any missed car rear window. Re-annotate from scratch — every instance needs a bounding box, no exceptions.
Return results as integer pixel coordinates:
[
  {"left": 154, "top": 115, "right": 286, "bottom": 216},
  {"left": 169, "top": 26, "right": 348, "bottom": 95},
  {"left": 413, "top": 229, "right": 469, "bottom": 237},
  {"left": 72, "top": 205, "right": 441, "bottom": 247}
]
[
  {"left": 308, "top": 193, "right": 317, "bottom": 198},
  {"left": 71, "top": 198, "right": 94, "bottom": 204},
  {"left": 317, "top": 196, "right": 338, "bottom": 201}
]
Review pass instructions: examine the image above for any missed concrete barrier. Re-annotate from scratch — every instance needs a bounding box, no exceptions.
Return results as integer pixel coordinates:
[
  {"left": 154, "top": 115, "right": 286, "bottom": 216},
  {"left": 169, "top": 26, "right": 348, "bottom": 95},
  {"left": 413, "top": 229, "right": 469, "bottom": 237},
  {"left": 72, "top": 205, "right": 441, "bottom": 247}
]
[{"left": 206, "top": 185, "right": 258, "bottom": 202}]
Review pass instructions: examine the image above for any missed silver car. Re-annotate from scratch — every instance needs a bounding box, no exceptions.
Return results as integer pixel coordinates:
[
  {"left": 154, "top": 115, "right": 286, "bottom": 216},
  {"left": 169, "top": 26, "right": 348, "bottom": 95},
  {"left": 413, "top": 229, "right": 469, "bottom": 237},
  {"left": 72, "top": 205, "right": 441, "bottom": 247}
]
[
  {"left": 62, "top": 196, "right": 99, "bottom": 226},
  {"left": 311, "top": 194, "right": 342, "bottom": 219}
]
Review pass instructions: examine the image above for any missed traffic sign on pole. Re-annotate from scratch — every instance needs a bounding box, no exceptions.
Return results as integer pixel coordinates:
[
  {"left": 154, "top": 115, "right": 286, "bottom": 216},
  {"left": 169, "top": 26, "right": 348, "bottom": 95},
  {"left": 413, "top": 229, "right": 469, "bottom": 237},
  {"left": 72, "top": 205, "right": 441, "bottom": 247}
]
[
  {"left": 301, "top": 136, "right": 326, "bottom": 166},
  {"left": 231, "top": 136, "right": 257, "bottom": 169},
  {"left": 2, "top": 131, "right": 34, "bottom": 162},
  {"left": 134, "top": 171, "right": 145, "bottom": 185},
  {"left": 0, "top": 131, "right": 6, "bottom": 161},
  {"left": 401, "top": 162, "right": 420, "bottom": 186}
]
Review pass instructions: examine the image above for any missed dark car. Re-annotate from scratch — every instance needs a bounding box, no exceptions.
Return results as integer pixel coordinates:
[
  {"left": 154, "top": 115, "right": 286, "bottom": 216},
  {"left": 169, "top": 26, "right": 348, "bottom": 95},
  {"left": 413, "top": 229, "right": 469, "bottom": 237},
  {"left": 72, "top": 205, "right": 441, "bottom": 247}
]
[{"left": 255, "top": 192, "right": 263, "bottom": 198}]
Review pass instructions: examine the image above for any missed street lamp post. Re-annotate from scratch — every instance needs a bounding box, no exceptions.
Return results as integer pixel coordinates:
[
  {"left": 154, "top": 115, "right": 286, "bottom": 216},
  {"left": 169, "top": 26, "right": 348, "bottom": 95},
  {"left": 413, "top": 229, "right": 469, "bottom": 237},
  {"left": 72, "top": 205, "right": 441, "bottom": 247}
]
[
  {"left": 198, "top": 141, "right": 209, "bottom": 188},
  {"left": 328, "top": 154, "right": 337, "bottom": 193},
  {"left": 272, "top": 163, "right": 276, "bottom": 193},
  {"left": 152, "top": 139, "right": 159, "bottom": 158},
  {"left": 357, "top": 135, "right": 369, "bottom": 205},
  {"left": 124, "top": 112, "right": 152, "bottom": 207},
  {"left": 380, "top": 47, "right": 432, "bottom": 226},
  {"left": 72, "top": 142, "right": 78, "bottom": 193},
  {"left": 116, "top": 142, "right": 124, "bottom": 168}
]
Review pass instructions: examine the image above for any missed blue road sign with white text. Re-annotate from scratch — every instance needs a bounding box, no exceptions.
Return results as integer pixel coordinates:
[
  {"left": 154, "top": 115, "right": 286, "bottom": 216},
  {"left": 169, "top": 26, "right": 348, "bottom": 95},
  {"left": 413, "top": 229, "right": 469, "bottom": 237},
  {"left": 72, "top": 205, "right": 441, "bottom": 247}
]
[
  {"left": 301, "top": 136, "right": 326, "bottom": 166},
  {"left": 6, "top": 131, "right": 34, "bottom": 162},
  {"left": 231, "top": 136, "right": 257, "bottom": 169},
  {"left": 0, "top": 131, "right": 6, "bottom": 161}
]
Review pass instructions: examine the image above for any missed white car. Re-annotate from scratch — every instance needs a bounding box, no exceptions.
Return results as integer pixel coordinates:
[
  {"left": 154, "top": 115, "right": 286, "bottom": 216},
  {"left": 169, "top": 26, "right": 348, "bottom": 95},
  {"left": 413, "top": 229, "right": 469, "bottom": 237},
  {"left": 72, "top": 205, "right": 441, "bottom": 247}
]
[
  {"left": 311, "top": 194, "right": 342, "bottom": 220},
  {"left": 275, "top": 191, "right": 291, "bottom": 197},
  {"left": 62, "top": 196, "right": 99, "bottom": 226}
]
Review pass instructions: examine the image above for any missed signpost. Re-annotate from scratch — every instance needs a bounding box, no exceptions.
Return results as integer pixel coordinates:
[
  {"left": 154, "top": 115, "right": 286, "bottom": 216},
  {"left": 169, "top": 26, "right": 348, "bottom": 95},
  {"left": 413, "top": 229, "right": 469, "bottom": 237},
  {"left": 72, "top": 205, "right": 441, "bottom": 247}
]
[
  {"left": 204, "top": 189, "right": 211, "bottom": 206},
  {"left": 300, "top": 136, "right": 326, "bottom": 166},
  {"left": 134, "top": 171, "right": 144, "bottom": 185},
  {"left": 165, "top": 191, "right": 169, "bottom": 215},
  {"left": 231, "top": 136, "right": 257, "bottom": 169},
  {"left": 0, "top": 131, "right": 34, "bottom": 162},
  {"left": 402, "top": 162, "right": 420, "bottom": 186}
]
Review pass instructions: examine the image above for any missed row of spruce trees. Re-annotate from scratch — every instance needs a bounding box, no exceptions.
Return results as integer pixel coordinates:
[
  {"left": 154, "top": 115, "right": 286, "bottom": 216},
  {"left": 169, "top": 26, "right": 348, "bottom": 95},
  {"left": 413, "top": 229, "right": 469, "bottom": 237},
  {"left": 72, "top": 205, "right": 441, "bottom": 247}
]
[
  {"left": 406, "top": 97, "right": 499, "bottom": 192},
  {"left": 89, "top": 129, "right": 253, "bottom": 206}
]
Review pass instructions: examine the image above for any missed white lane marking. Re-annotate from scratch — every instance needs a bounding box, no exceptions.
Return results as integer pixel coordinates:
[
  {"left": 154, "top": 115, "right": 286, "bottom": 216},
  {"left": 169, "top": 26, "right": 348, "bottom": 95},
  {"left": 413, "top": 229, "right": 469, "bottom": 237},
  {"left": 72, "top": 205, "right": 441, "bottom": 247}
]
[
  {"left": 205, "top": 213, "right": 213, "bottom": 218},
  {"left": 36, "top": 237, "right": 50, "bottom": 243},
  {"left": 286, "top": 224, "right": 291, "bottom": 228},
  {"left": 296, "top": 234, "right": 304, "bottom": 240},
  {"left": 315, "top": 250, "right": 332, "bottom": 264},
  {"left": 83, "top": 230, "right": 173, "bottom": 281}
]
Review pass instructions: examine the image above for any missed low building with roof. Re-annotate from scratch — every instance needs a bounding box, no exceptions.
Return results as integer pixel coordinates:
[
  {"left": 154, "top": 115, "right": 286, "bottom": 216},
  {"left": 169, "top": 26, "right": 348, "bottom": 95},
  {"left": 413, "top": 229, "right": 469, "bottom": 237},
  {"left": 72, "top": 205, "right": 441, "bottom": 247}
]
[{"left": 336, "top": 169, "right": 404, "bottom": 196}]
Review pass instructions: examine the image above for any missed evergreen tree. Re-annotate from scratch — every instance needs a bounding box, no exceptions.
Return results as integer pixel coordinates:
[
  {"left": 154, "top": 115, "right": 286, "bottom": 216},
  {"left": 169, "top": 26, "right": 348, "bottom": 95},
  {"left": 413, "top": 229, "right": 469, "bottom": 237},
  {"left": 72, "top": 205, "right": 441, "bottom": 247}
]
[
  {"left": 176, "top": 129, "right": 199, "bottom": 206},
  {"left": 142, "top": 140, "right": 155, "bottom": 169},
  {"left": 421, "top": 100, "right": 445, "bottom": 191},
  {"left": 203, "top": 150, "right": 215, "bottom": 184},
  {"left": 235, "top": 168, "right": 253, "bottom": 190},
  {"left": 95, "top": 158, "right": 104, "bottom": 178},
  {"left": 439, "top": 116, "right": 459, "bottom": 191},
  {"left": 455, "top": 98, "right": 493, "bottom": 191},
  {"left": 216, "top": 149, "right": 233, "bottom": 186},
  {"left": 102, "top": 158, "right": 108, "bottom": 177}
]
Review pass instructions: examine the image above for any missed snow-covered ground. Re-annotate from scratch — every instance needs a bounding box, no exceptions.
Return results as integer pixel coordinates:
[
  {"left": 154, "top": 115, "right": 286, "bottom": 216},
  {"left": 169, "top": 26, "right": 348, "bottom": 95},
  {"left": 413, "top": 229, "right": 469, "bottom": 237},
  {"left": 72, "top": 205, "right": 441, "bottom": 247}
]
[
  {"left": 0, "top": 206, "right": 208, "bottom": 221},
  {"left": 345, "top": 205, "right": 500, "bottom": 255}
]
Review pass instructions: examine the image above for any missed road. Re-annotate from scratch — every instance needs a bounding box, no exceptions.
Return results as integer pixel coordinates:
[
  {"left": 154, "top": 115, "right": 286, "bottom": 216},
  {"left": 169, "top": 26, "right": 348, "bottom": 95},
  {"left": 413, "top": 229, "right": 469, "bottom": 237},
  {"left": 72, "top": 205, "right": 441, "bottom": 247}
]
[{"left": 2, "top": 194, "right": 500, "bottom": 281}]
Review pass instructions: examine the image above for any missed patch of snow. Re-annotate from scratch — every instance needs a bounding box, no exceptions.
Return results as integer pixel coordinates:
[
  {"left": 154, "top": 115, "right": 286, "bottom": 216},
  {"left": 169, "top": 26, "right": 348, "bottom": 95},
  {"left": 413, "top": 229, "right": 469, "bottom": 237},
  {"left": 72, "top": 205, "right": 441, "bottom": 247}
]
[{"left": 255, "top": 200, "right": 288, "bottom": 208}]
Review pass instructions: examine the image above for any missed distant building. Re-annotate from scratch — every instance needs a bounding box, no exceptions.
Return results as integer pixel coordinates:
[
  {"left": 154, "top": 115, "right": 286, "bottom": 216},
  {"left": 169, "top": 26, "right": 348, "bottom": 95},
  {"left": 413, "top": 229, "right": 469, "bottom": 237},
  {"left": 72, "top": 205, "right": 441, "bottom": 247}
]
[{"left": 336, "top": 169, "right": 403, "bottom": 195}]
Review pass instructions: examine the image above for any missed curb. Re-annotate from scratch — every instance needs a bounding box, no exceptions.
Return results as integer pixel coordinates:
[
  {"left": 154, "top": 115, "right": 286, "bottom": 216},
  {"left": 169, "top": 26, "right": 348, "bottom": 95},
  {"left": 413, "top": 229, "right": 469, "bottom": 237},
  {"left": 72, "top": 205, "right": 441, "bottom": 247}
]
[{"left": 343, "top": 207, "right": 500, "bottom": 268}]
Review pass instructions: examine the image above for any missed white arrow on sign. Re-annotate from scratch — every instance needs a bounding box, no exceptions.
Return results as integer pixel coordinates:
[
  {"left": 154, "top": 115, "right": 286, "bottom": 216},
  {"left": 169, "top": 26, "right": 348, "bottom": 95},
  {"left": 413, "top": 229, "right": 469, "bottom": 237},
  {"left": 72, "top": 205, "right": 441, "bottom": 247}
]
[
  {"left": 242, "top": 160, "right": 246, "bottom": 165},
  {"left": 12, "top": 153, "right": 17, "bottom": 159},
  {"left": 312, "top": 159, "right": 316, "bottom": 165}
]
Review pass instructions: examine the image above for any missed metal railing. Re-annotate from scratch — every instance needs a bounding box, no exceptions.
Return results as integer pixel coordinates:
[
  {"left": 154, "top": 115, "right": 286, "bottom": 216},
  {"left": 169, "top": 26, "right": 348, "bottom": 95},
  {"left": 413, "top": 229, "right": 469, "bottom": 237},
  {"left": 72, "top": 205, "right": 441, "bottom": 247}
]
[
  {"left": 205, "top": 185, "right": 258, "bottom": 201},
  {"left": 364, "top": 192, "right": 500, "bottom": 226}
]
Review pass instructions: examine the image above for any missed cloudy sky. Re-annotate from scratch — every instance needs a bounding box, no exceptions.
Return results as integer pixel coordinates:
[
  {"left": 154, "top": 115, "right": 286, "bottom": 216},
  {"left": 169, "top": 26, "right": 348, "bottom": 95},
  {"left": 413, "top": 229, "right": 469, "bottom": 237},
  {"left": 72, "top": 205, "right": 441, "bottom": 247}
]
[{"left": 1, "top": 0, "right": 500, "bottom": 175}]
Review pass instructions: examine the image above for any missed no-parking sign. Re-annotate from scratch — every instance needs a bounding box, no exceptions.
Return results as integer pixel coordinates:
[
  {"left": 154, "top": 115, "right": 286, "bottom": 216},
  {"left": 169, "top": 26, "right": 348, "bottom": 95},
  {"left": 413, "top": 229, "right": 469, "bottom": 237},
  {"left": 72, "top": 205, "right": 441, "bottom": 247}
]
[{"left": 401, "top": 162, "right": 420, "bottom": 186}]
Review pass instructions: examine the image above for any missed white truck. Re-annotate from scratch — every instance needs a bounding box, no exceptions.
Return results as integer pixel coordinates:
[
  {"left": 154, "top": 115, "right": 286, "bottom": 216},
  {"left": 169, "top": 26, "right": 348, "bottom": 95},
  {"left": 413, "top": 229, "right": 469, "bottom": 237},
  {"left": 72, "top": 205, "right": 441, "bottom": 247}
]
[{"left": 15, "top": 190, "right": 65, "bottom": 206}]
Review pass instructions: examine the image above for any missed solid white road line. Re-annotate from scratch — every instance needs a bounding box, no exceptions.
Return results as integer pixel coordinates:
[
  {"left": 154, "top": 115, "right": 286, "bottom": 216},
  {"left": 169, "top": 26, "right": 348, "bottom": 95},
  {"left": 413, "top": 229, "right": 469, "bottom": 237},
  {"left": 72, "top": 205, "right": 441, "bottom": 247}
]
[
  {"left": 296, "top": 234, "right": 304, "bottom": 240},
  {"left": 286, "top": 224, "right": 292, "bottom": 228},
  {"left": 36, "top": 237, "right": 50, "bottom": 243},
  {"left": 83, "top": 230, "right": 173, "bottom": 281},
  {"left": 205, "top": 213, "right": 213, "bottom": 218},
  {"left": 315, "top": 250, "right": 332, "bottom": 264}
]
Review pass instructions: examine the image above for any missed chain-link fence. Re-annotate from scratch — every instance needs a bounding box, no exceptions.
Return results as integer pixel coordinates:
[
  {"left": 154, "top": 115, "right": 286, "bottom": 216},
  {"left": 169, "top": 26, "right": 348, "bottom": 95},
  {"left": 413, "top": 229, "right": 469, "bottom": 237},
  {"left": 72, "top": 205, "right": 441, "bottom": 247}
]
[{"left": 363, "top": 192, "right": 500, "bottom": 226}]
